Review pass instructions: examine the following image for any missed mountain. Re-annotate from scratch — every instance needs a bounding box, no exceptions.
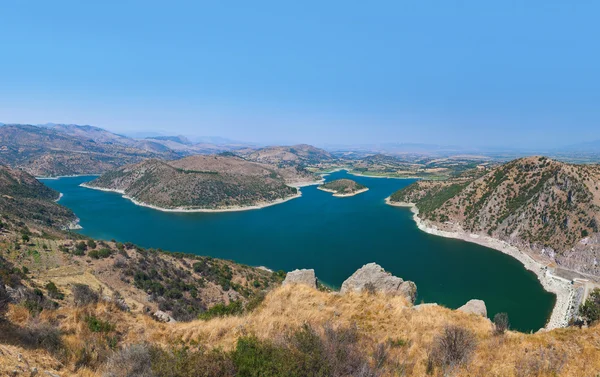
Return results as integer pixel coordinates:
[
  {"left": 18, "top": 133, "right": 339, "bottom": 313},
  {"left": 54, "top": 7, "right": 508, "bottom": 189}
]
[
  {"left": 83, "top": 154, "right": 319, "bottom": 210},
  {"left": 240, "top": 144, "right": 334, "bottom": 166},
  {"left": 145, "top": 135, "right": 193, "bottom": 145},
  {"left": 0, "top": 164, "right": 75, "bottom": 229},
  {"left": 0, "top": 124, "right": 179, "bottom": 176},
  {"left": 390, "top": 156, "right": 600, "bottom": 277}
]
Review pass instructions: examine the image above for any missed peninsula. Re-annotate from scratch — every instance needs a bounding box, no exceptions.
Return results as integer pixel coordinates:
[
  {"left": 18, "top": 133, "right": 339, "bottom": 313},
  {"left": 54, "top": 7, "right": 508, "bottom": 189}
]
[
  {"left": 82, "top": 154, "right": 321, "bottom": 212},
  {"left": 317, "top": 178, "right": 368, "bottom": 197}
]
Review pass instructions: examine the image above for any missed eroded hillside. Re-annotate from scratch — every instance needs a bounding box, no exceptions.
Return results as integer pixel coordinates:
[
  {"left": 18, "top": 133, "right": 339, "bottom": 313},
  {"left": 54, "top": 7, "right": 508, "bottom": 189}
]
[{"left": 390, "top": 157, "right": 600, "bottom": 277}]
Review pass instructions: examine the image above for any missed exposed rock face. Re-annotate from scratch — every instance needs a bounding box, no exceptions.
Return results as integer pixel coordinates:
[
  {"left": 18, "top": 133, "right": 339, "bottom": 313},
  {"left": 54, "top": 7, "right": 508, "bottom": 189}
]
[
  {"left": 340, "top": 263, "right": 417, "bottom": 303},
  {"left": 457, "top": 299, "right": 487, "bottom": 317},
  {"left": 282, "top": 269, "right": 318, "bottom": 289},
  {"left": 153, "top": 310, "right": 176, "bottom": 323}
]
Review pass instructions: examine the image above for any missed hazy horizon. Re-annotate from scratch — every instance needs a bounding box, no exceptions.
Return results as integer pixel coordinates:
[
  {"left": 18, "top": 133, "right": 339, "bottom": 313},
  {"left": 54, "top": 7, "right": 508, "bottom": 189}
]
[{"left": 2, "top": 1, "right": 599, "bottom": 149}]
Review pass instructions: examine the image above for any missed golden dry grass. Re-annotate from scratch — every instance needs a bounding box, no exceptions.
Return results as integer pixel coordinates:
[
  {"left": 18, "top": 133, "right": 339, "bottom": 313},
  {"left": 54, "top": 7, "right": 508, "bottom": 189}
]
[{"left": 1, "top": 284, "right": 600, "bottom": 376}]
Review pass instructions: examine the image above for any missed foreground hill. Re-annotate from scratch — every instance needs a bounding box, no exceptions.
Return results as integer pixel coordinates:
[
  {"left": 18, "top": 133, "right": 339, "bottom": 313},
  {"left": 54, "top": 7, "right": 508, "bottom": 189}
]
[
  {"left": 240, "top": 144, "right": 334, "bottom": 166},
  {"left": 318, "top": 178, "right": 368, "bottom": 197},
  {"left": 0, "top": 124, "right": 179, "bottom": 176},
  {"left": 0, "top": 164, "right": 76, "bottom": 229},
  {"left": 83, "top": 155, "right": 319, "bottom": 210},
  {"left": 390, "top": 156, "right": 600, "bottom": 278}
]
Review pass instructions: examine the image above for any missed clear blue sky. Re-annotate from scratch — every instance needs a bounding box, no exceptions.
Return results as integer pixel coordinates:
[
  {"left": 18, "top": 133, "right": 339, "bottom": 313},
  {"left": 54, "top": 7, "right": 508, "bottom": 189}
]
[{"left": 1, "top": 1, "right": 598, "bottom": 148}]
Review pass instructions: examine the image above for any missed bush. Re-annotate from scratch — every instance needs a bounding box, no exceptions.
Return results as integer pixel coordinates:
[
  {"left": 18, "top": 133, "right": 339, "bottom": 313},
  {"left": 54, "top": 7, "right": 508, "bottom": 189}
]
[
  {"left": 493, "top": 312, "right": 510, "bottom": 335},
  {"left": 428, "top": 325, "right": 477, "bottom": 375},
  {"left": 86, "top": 315, "right": 115, "bottom": 333},
  {"left": 46, "top": 281, "right": 64, "bottom": 300},
  {"left": 102, "top": 344, "right": 154, "bottom": 377},
  {"left": 89, "top": 248, "right": 112, "bottom": 259},
  {"left": 72, "top": 284, "right": 99, "bottom": 307},
  {"left": 579, "top": 288, "right": 600, "bottom": 324},
  {"left": 87, "top": 239, "right": 97, "bottom": 249},
  {"left": 198, "top": 300, "right": 243, "bottom": 320},
  {"left": 0, "top": 284, "right": 10, "bottom": 318},
  {"left": 19, "top": 321, "right": 64, "bottom": 355}
]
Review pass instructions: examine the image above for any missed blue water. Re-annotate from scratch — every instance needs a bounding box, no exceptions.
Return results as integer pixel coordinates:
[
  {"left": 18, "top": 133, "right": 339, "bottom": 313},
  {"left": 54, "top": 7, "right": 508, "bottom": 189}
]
[{"left": 42, "top": 171, "right": 555, "bottom": 331}]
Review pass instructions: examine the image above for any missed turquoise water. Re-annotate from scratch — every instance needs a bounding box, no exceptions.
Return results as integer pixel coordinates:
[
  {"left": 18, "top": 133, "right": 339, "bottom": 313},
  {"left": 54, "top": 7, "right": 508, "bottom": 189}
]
[{"left": 42, "top": 171, "right": 555, "bottom": 331}]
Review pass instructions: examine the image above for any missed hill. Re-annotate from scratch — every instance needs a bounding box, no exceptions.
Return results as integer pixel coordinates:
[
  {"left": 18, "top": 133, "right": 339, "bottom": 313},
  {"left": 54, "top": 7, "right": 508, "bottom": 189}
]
[
  {"left": 0, "top": 124, "right": 179, "bottom": 176},
  {"left": 318, "top": 178, "right": 368, "bottom": 197},
  {"left": 0, "top": 164, "right": 76, "bottom": 229},
  {"left": 83, "top": 155, "right": 318, "bottom": 210},
  {"left": 240, "top": 144, "right": 334, "bottom": 167},
  {"left": 389, "top": 156, "right": 600, "bottom": 278}
]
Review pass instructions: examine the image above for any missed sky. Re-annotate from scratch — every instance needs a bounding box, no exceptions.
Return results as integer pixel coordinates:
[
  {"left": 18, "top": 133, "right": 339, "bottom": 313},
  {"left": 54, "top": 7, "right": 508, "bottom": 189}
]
[{"left": 0, "top": 1, "right": 598, "bottom": 148}]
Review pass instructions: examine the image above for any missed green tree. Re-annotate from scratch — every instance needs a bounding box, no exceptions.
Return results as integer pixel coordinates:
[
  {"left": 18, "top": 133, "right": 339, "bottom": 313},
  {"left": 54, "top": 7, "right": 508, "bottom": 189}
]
[{"left": 580, "top": 288, "right": 600, "bottom": 324}]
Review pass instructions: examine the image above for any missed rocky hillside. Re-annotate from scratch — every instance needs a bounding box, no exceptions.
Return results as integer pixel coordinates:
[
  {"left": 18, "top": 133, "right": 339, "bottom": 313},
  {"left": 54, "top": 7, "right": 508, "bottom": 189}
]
[
  {"left": 2, "top": 260, "right": 600, "bottom": 376},
  {"left": 84, "top": 155, "right": 313, "bottom": 210},
  {"left": 390, "top": 156, "right": 600, "bottom": 277},
  {"left": 0, "top": 165, "right": 75, "bottom": 229},
  {"left": 318, "top": 178, "right": 368, "bottom": 196},
  {"left": 240, "top": 144, "right": 334, "bottom": 167},
  {"left": 0, "top": 124, "right": 179, "bottom": 176}
]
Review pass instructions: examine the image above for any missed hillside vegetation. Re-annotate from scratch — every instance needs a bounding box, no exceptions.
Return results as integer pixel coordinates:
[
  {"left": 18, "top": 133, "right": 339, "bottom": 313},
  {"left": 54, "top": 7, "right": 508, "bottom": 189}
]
[
  {"left": 0, "top": 164, "right": 76, "bottom": 229},
  {"left": 390, "top": 157, "right": 600, "bottom": 277},
  {"left": 85, "top": 155, "right": 312, "bottom": 210},
  {"left": 1, "top": 162, "right": 600, "bottom": 376},
  {"left": 319, "top": 178, "right": 367, "bottom": 196}
]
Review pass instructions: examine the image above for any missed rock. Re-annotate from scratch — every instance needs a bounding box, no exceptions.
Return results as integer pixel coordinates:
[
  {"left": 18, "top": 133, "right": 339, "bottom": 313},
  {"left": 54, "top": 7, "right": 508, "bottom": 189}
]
[
  {"left": 413, "top": 303, "right": 438, "bottom": 311},
  {"left": 340, "top": 263, "right": 417, "bottom": 303},
  {"left": 457, "top": 299, "right": 487, "bottom": 317},
  {"left": 398, "top": 281, "right": 417, "bottom": 303},
  {"left": 282, "top": 269, "right": 318, "bottom": 289},
  {"left": 153, "top": 310, "right": 176, "bottom": 323}
]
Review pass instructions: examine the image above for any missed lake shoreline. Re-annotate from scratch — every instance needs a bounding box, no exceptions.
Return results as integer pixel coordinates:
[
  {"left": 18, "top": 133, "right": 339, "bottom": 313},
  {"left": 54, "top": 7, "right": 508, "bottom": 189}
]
[
  {"left": 317, "top": 186, "right": 369, "bottom": 197},
  {"left": 79, "top": 181, "right": 323, "bottom": 213},
  {"left": 385, "top": 197, "right": 574, "bottom": 330}
]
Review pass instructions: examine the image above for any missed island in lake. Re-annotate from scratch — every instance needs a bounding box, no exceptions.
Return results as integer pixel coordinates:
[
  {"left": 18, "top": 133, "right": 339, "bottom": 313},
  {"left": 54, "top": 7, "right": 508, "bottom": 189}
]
[
  {"left": 318, "top": 178, "right": 368, "bottom": 197},
  {"left": 81, "top": 154, "right": 322, "bottom": 211}
]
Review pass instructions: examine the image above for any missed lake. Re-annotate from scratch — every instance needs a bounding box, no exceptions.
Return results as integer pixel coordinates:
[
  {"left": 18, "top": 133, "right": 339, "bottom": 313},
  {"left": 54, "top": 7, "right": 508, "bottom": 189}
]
[{"left": 42, "top": 170, "right": 555, "bottom": 331}]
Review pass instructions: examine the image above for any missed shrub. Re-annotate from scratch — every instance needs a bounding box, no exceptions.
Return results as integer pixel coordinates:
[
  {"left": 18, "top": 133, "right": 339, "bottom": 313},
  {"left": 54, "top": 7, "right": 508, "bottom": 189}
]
[
  {"left": 46, "top": 281, "right": 64, "bottom": 300},
  {"left": 87, "top": 239, "right": 97, "bottom": 249},
  {"left": 428, "top": 325, "right": 477, "bottom": 375},
  {"left": 89, "top": 248, "right": 112, "bottom": 259},
  {"left": 19, "top": 321, "right": 64, "bottom": 355},
  {"left": 102, "top": 344, "right": 154, "bottom": 377},
  {"left": 493, "top": 312, "right": 510, "bottom": 335},
  {"left": 0, "top": 284, "right": 10, "bottom": 318},
  {"left": 86, "top": 315, "right": 115, "bottom": 333},
  {"left": 579, "top": 288, "right": 600, "bottom": 324},
  {"left": 198, "top": 300, "right": 243, "bottom": 320},
  {"left": 72, "top": 284, "right": 99, "bottom": 307}
]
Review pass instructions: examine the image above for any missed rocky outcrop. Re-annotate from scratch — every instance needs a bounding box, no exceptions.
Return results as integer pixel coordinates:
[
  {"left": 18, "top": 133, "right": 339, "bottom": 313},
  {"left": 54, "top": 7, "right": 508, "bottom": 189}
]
[
  {"left": 340, "top": 263, "right": 417, "bottom": 303},
  {"left": 282, "top": 269, "right": 318, "bottom": 289},
  {"left": 153, "top": 310, "right": 176, "bottom": 323},
  {"left": 457, "top": 299, "right": 487, "bottom": 317}
]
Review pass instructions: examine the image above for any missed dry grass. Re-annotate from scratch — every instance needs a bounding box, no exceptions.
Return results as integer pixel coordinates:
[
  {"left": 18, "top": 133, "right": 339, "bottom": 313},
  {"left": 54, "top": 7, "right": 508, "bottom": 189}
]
[{"left": 1, "top": 284, "right": 600, "bottom": 376}]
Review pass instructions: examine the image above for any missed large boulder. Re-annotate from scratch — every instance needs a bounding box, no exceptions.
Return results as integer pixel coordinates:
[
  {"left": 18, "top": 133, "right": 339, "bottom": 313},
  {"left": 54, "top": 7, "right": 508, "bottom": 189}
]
[
  {"left": 153, "top": 310, "right": 176, "bottom": 323},
  {"left": 282, "top": 269, "right": 318, "bottom": 289},
  {"left": 457, "top": 299, "right": 487, "bottom": 317},
  {"left": 340, "top": 263, "right": 417, "bottom": 303}
]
